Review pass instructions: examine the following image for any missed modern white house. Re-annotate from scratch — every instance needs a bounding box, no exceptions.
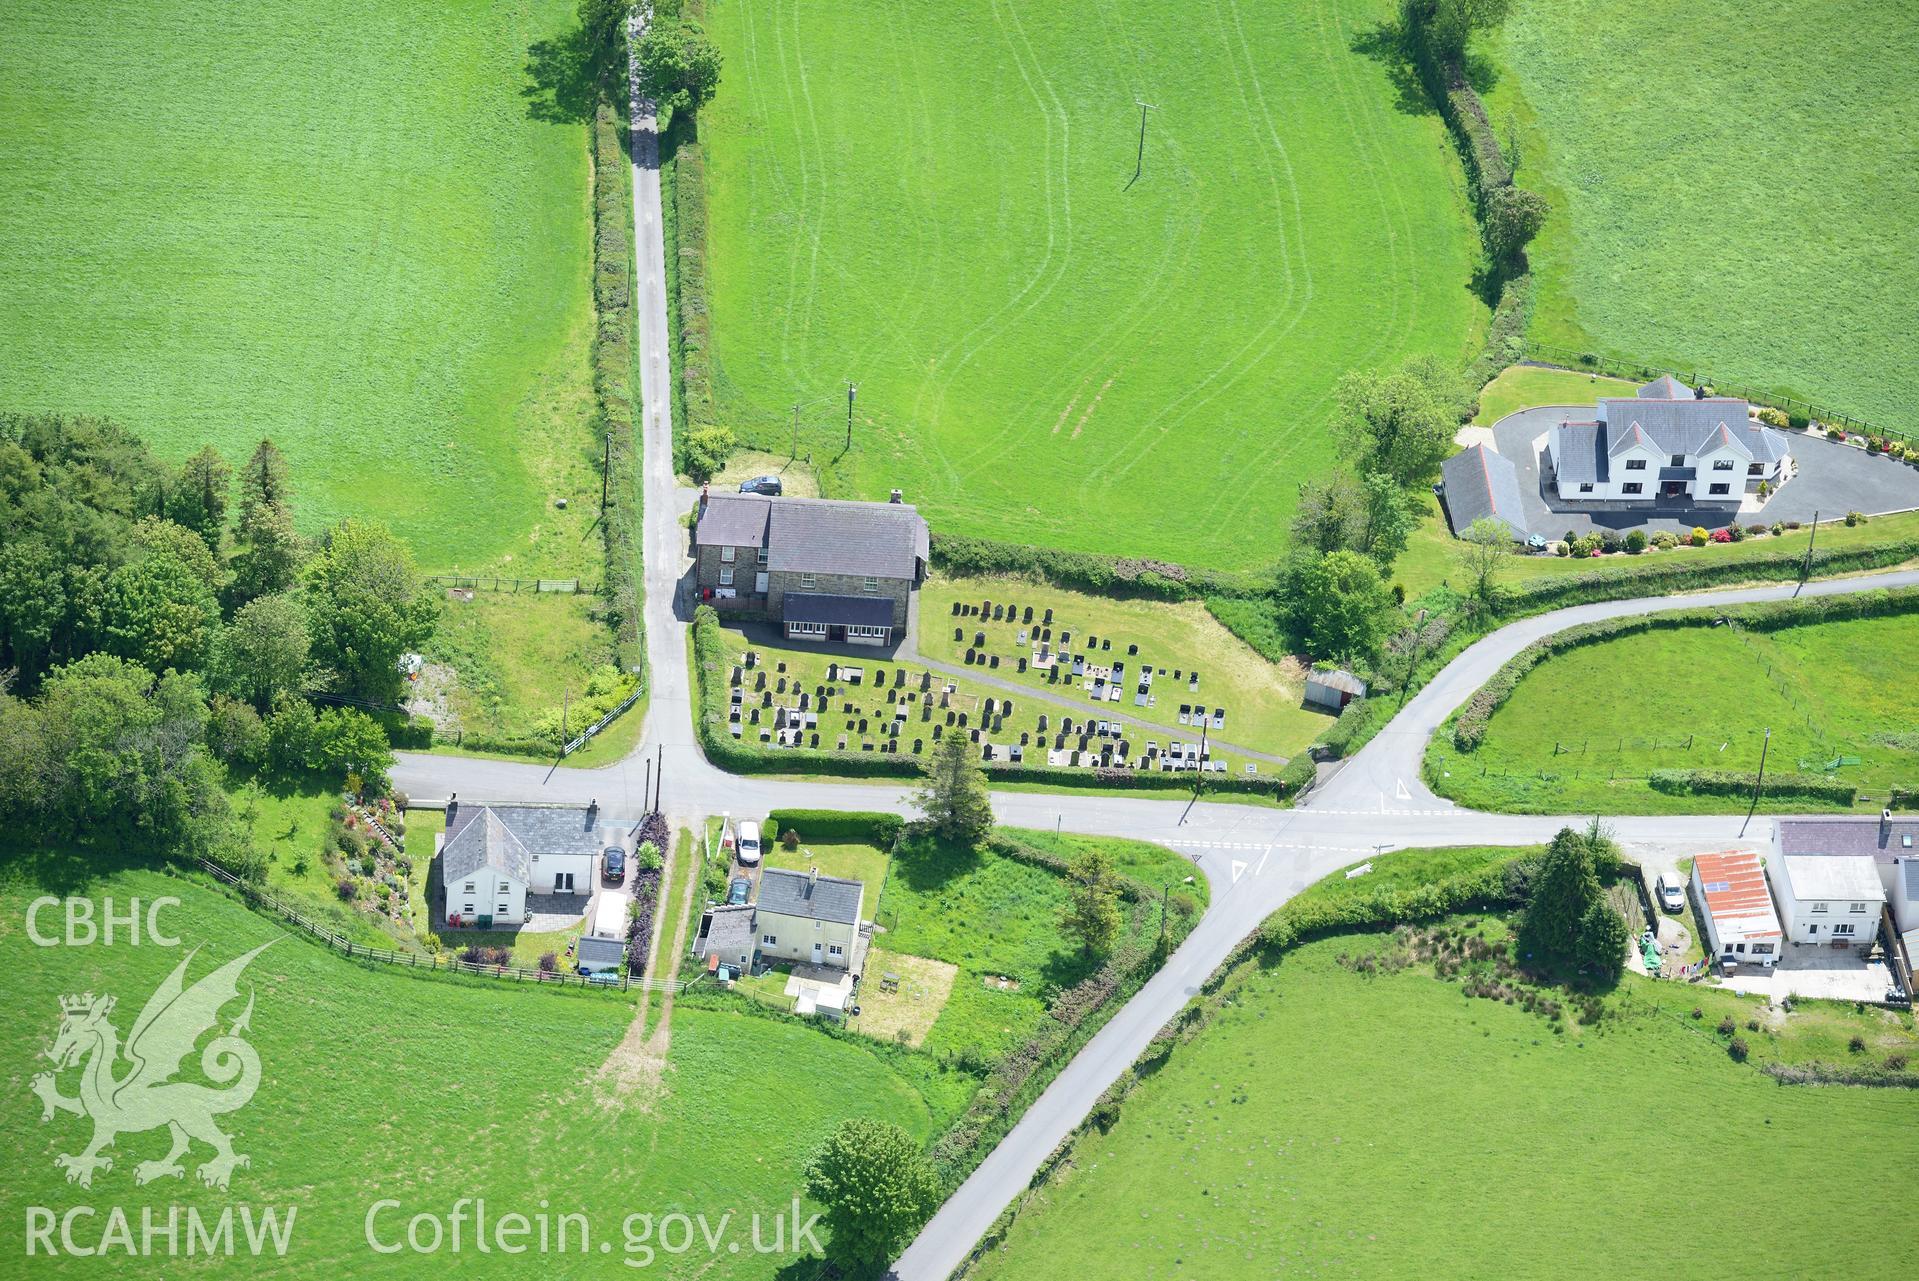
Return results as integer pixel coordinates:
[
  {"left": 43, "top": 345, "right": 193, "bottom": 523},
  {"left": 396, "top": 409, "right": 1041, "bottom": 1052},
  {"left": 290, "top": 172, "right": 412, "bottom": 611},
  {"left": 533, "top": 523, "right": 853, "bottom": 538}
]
[
  {"left": 1545, "top": 376, "right": 1791, "bottom": 506},
  {"left": 1689, "top": 849, "right": 1783, "bottom": 968},
  {"left": 1777, "top": 813, "right": 1919, "bottom": 944},
  {"left": 439, "top": 798, "right": 629, "bottom": 927},
  {"left": 1765, "top": 853, "right": 1887, "bottom": 948}
]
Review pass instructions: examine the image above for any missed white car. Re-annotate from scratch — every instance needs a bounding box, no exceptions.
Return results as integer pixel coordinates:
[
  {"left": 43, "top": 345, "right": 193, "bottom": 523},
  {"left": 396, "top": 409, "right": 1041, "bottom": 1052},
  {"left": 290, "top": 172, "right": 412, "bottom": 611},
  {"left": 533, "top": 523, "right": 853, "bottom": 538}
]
[
  {"left": 736, "top": 820, "right": 762, "bottom": 867},
  {"left": 1655, "top": 875, "right": 1684, "bottom": 913}
]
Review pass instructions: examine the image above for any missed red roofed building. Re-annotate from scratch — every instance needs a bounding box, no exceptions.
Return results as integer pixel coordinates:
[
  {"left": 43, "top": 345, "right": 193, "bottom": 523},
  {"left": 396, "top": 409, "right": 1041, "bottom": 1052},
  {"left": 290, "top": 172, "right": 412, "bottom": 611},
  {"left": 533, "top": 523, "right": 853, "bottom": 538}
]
[{"left": 1689, "top": 850, "right": 1783, "bottom": 968}]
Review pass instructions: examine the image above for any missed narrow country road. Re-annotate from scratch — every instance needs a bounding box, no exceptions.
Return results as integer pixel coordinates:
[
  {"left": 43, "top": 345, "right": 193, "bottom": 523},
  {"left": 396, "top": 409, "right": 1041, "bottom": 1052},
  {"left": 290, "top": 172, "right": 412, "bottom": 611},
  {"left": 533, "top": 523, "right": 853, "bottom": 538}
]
[{"left": 385, "top": 28, "right": 1919, "bottom": 1281}]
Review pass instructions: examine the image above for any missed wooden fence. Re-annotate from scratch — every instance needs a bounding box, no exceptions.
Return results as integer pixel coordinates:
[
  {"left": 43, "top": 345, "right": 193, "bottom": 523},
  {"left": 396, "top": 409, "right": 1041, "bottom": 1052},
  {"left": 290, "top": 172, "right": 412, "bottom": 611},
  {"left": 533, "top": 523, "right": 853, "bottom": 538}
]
[
  {"left": 186, "top": 859, "right": 682, "bottom": 994},
  {"left": 426, "top": 575, "right": 597, "bottom": 595},
  {"left": 560, "top": 685, "right": 646, "bottom": 757},
  {"left": 1523, "top": 342, "right": 1910, "bottom": 446}
]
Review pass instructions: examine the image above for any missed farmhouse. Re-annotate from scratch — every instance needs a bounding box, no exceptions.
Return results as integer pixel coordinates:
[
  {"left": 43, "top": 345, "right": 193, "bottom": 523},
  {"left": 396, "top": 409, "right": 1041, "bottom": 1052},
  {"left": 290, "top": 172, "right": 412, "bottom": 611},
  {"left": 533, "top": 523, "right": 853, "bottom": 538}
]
[
  {"left": 754, "top": 867, "right": 869, "bottom": 973},
  {"left": 694, "top": 491, "right": 930, "bottom": 645},
  {"left": 1544, "top": 376, "right": 1790, "bottom": 506},
  {"left": 1689, "top": 849, "right": 1782, "bottom": 968},
  {"left": 1765, "top": 853, "right": 1886, "bottom": 949},
  {"left": 439, "top": 798, "right": 627, "bottom": 927},
  {"left": 1438, "top": 443, "right": 1531, "bottom": 540}
]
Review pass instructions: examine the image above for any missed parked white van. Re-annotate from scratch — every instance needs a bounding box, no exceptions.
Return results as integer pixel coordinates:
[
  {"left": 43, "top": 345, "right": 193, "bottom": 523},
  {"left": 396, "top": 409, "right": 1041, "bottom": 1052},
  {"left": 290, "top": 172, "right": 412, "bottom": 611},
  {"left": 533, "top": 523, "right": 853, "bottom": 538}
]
[{"left": 736, "top": 820, "right": 762, "bottom": 866}]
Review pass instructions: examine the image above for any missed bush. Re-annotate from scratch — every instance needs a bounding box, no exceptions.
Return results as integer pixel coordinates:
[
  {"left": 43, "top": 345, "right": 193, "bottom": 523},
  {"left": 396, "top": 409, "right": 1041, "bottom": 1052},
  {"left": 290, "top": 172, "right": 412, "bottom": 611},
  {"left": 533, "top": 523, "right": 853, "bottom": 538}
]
[
  {"left": 781, "top": 828, "right": 801, "bottom": 850},
  {"left": 1651, "top": 531, "right": 1677, "bottom": 551},
  {"left": 1728, "top": 1036, "right": 1750, "bottom": 1062},
  {"left": 1845, "top": 510, "right": 1866, "bottom": 526},
  {"left": 1711, "top": 527, "right": 1733, "bottom": 544},
  {"left": 1757, "top": 406, "right": 1790, "bottom": 428},
  {"left": 335, "top": 878, "right": 356, "bottom": 901},
  {"left": 1716, "top": 1016, "right": 1736, "bottom": 1036},
  {"left": 1849, "top": 1034, "right": 1867, "bottom": 1053},
  {"left": 634, "top": 840, "right": 662, "bottom": 874},
  {"left": 1889, "top": 1054, "right": 1909, "bottom": 1072},
  {"left": 681, "top": 424, "right": 736, "bottom": 483},
  {"left": 1624, "top": 530, "right": 1647, "bottom": 554},
  {"left": 538, "top": 951, "right": 558, "bottom": 973},
  {"left": 1690, "top": 526, "right": 1709, "bottom": 547},
  {"left": 1827, "top": 426, "right": 1845, "bottom": 441}
]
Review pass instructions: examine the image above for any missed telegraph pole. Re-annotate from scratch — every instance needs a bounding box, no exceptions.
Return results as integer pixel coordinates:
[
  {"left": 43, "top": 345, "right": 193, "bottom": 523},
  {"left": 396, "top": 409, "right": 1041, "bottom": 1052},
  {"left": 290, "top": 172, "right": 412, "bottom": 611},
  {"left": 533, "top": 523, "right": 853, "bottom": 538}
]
[
  {"left": 1739, "top": 727, "right": 1772, "bottom": 838},
  {"left": 1799, "top": 509, "right": 1819, "bottom": 590},
  {"left": 1132, "top": 100, "right": 1157, "bottom": 184},
  {"left": 846, "top": 383, "right": 858, "bottom": 449},
  {"left": 1397, "top": 608, "right": 1429, "bottom": 711},
  {"left": 792, "top": 403, "right": 801, "bottom": 460}
]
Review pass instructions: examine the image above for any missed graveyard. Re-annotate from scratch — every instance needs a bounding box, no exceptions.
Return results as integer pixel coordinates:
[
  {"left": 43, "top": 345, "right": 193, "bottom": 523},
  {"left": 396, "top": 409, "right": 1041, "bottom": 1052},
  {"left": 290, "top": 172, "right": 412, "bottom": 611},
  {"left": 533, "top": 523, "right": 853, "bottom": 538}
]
[
  {"left": 707, "top": 618, "right": 1261, "bottom": 781},
  {"left": 918, "top": 577, "right": 1325, "bottom": 763}
]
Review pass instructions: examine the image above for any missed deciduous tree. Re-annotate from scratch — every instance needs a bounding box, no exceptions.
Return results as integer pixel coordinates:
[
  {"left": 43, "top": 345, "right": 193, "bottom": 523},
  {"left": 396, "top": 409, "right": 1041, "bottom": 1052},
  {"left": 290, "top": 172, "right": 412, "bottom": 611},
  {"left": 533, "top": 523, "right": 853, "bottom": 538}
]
[
  {"left": 218, "top": 592, "right": 311, "bottom": 709},
  {"left": 636, "top": 15, "right": 723, "bottom": 117},
  {"left": 1335, "top": 358, "right": 1467, "bottom": 488},
  {"left": 804, "top": 1118, "right": 940, "bottom": 1270},
  {"left": 303, "top": 520, "right": 437, "bottom": 701},
  {"left": 166, "top": 445, "right": 231, "bottom": 550},
  {"left": 1286, "top": 550, "right": 1396, "bottom": 664},
  {"left": 1456, "top": 515, "right": 1514, "bottom": 603}
]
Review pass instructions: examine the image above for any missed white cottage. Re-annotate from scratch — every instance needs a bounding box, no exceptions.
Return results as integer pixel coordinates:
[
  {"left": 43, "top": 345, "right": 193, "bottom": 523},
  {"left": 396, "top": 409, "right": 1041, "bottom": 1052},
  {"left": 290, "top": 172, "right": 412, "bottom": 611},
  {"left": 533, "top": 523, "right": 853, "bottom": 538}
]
[{"left": 440, "top": 799, "right": 627, "bottom": 927}]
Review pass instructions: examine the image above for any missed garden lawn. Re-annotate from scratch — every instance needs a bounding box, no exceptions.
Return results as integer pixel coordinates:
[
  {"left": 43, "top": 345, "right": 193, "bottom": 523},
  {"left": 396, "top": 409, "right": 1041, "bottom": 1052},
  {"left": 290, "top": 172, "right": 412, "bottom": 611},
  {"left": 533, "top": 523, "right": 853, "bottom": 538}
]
[
  {"left": 764, "top": 839, "right": 891, "bottom": 893},
  {"left": 1426, "top": 611, "right": 1919, "bottom": 813},
  {"left": 1485, "top": 0, "right": 1919, "bottom": 431},
  {"left": 922, "top": 576, "right": 1321, "bottom": 759},
  {"left": 700, "top": 0, "right": 1483, "bottom": 567},
  {"left": 0, "top": 0, "right": 602, "bottom": 573},
  {"left": 973, "top": 931, "right": 1919, "bottom": 1281},
  {"left": 1470, "top": 364, "right": 1633, "bottom": 426},
  {"left": 0, "top": 865, "right": 965, "bottom": 1279}
]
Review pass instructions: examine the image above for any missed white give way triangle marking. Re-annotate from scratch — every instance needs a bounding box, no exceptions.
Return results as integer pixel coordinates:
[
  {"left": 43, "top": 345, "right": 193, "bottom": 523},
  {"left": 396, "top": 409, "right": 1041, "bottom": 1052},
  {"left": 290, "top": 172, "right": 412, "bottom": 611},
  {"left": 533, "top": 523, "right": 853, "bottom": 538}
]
[
  {"left": 1395, "top": 778, "right": 1412, "bottom": 801},
  {"left": 1231, "top": 859, "right": 1249, "bottom": 884}
]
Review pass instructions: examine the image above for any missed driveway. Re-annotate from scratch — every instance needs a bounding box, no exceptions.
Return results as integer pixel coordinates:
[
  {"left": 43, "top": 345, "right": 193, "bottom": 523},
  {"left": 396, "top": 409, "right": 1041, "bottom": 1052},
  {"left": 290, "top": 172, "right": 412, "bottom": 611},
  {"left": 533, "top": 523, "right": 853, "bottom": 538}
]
[{"left": 1489, "top": 406, "right": 1919, "bottom": 538}]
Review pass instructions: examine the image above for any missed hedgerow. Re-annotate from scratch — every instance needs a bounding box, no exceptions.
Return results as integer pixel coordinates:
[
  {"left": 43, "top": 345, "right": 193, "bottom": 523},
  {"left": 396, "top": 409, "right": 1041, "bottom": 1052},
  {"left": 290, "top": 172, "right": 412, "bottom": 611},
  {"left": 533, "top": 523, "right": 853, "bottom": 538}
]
[
  {"left": 1497, "top": 540, "right": 1919, "bottom": 614},
  {"left": 1650, "top": 770, "right": 1857, "bottom": 806},
  {"left": 764, "top": 809, "right": 904, "bottom": 847},
  {"left": 590, "top": 105, "right": 645, "bottom": 669}
]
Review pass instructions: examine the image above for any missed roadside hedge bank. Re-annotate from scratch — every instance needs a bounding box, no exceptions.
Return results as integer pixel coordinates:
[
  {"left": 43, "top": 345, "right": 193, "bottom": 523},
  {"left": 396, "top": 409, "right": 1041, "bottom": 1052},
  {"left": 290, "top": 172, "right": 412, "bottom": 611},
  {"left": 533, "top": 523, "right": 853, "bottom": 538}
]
[
  {"left": 1497, "top": 540, "right": 1919, "bottom": 615},
  {"left": 591, "top": 104, "right": 645, "bottom": 670},
  {"left": 1453, "top": 586, "right": 1919, "bottom": 751},
  {"left": 764, "top": 809, "right": 904, "bottom": 847},
  {"left": 930, "top": 531, "right": 1269, "bottom": 602},
  {"left": 1650, "top": 769, "right": 1857, "bottom": 806}
]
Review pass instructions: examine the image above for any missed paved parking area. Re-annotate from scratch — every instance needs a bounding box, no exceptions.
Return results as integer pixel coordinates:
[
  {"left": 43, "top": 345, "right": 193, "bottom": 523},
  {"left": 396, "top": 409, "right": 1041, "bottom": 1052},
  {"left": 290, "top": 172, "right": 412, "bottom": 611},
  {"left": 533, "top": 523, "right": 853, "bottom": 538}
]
[
  {"left": 1489, "top": 406, "right": 1919, "bottom": 538},
  {"left": 1718, "top": 942, "right": 1895, "bottom": 1003}
]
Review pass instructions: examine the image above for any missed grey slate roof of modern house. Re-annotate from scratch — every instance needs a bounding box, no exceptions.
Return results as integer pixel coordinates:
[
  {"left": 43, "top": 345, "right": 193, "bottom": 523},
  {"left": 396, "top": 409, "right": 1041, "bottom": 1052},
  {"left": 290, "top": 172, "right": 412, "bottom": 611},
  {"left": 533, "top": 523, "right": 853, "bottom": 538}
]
[
  {"left": 1594, "top": 397, "right": 1786, "bottom": 461},
  {"left": 757, "top": 867, "right": 864, "bottom": 925},
  {"left": 783, "top": 592, "right": 896, "bottom": 627},
  {"left": 1776, "top": 815, "right": 1919, "bottom": 864},
  {"left": 1638, "top": 374, "right": 1696, "bottom": 400},
  {"left": 442, "top": 803, "right": 618, "bottom": 885},
  {"left": 695, "top": 493, "right": 930, "bottom": 581},
  {"left": 577, "top": 935, "right": 626, "bottom": 968},
  {"left": 1440, "top": 444, "right": 1531, "bottom": 538},
  {"left": 696, "top": 903, "right": 757, "bottom": 960},
  {"left": 1553, "top": 422, "right": 1608, "bottom": 485}
]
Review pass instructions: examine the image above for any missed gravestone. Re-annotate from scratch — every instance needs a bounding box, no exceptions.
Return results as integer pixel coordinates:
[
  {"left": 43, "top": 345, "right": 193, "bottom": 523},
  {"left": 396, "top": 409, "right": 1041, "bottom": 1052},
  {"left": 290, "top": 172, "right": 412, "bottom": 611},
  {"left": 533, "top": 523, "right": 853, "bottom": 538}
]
[
  {"left": 992, "top": 604, "right": 1003, "bottom": 621},
  {"left": 933, "top": 723, "right": 943, "bottom": 740},
  {"left": 810, "top": 732, "right": 820, "bottom": 748},
  {"left": 1043, "top": 607, "right": 1054, "bottom": 624},
  {"left": 955, "top": 627, "right": 964, "bottom": 642},
  {"left": 913, "top": 739, "right": 923, "bottom": 753},
  {"left": 951, "top": 600, "right": 963, "bottom": 615},
  {"left": 1017, "top": 657, "right": 1027, "bottom": 673},
  {"left": 1127, "top": 642, "right": 1138, "bottom": 656},
  {"left": 1023, "top": 605, "right": 1034, "bottom": 624},
  {"left": 989, "top": 655, "right": 1000, "bottom": 669},
  {"left": 1037, "top": 713, "right": 1049, "bottom": 732},
  {"left": 1102, "top": 637, "right": 1112, "bottom": 651},
  {"left": 755, "top": 671, "right": 767, "bottom": 690}
]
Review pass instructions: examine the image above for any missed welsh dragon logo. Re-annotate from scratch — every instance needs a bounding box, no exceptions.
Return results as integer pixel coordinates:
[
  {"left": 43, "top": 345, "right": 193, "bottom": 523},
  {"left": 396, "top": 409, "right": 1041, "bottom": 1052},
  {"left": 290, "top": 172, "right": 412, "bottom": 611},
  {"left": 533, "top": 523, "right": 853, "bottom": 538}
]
[{"left": 32, "top": 942, "right": 271, "bottom": 1190}]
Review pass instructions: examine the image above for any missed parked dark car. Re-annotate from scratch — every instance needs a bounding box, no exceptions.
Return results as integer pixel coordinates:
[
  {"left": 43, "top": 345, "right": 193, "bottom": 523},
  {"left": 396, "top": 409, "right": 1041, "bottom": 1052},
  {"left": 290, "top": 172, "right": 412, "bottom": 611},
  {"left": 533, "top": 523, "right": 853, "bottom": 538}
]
[
  {"left": 727, "top": 876, "right": 752, "bottom": 906},
  {"left": 603, "top": 847, "right": 626, "bottom": 884},
  {"left": 738, "top": 475, "right": 783, "bottom": 496}
]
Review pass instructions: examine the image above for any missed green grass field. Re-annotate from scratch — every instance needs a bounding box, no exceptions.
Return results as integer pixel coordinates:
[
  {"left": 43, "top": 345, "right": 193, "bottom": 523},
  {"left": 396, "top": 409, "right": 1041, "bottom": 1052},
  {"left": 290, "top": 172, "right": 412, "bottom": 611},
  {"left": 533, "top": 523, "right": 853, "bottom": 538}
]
[
  {"left": 1469, "top": 364, "right": 1633, "bottom": 426},
  {"left": 1485, "top": 0, "right": 1918, "bottom": 431},
  {"left": 699, "top": 0, "right": 1484, "bottom": 567},
  {"left": 1, "top": 864, "right": 968, "bottom": 1277},
  {"left": 975, "top": 924, "right": 1919, "bottom": 1280},
  {"left": 1427, "top": 611, "right": 1919, "bottom": 813},
  {"left": 0, "top": 0, "right": 602, "bottom": 573}
]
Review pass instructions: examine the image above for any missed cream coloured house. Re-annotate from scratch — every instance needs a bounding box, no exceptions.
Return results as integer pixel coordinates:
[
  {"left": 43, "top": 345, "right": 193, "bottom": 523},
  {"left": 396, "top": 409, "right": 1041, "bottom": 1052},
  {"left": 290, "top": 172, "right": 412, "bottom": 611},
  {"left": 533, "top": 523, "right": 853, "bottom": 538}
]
[{"left": 753, "top": 867, "right": 866, "bottom": 971}]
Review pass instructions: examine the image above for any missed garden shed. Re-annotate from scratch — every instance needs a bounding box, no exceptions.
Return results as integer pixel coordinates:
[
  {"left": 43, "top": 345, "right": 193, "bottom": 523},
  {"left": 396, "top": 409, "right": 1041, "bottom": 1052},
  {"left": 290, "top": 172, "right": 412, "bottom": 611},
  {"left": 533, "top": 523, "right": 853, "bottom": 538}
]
[{"left": 1304, "top": 669, "right": 1367, "bottom": 712}]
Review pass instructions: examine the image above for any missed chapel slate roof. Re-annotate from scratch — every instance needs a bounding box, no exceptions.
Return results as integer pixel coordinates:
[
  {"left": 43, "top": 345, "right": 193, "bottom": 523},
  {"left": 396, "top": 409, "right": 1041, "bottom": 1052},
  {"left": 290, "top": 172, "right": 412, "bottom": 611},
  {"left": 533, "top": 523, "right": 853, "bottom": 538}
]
[
  {"left": 783, "top": 593, "right": 896, "bottom": 627},
  {"left": 756, "top": 867, "right": 864, "bottom": 925},
  {"left": 1439, "top": 444, "right": 1530, "bottom": 538},
  {"left": 695, "top": 494, "right": 929, "bottom": 580}
]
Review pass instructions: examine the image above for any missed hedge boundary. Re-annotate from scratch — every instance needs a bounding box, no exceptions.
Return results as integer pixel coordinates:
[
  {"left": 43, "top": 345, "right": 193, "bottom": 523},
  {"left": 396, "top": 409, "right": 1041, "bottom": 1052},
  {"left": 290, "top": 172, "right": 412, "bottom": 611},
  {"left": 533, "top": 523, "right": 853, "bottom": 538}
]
[
  {"left": 764, "top": 809, "right": 904, "bottom": 847},
  {"left": 952, "top": 845, "right": 1556, "bottom": 1275},
  {"left": 591, "top": 105, "right": 645, "bottom": 670},
  {"left": 929, "top": 531, "right": 1268, "bottom": 601},
  {"left": 1498, "top": 539, "right": 1919, "bottom": 614},
  {"left": 691, "top": 606, "right": 1290, "bottom": 797},
  {"left": 1651, "top": 769, "right": 1857, "bottom": 807},
  {"left": 1452, "top": 585, "right": 1919, "bottom": 752}
]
